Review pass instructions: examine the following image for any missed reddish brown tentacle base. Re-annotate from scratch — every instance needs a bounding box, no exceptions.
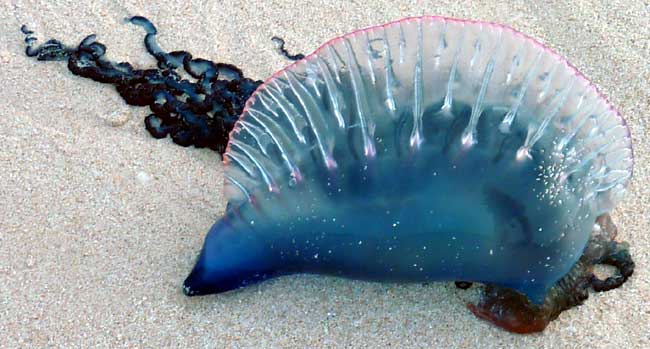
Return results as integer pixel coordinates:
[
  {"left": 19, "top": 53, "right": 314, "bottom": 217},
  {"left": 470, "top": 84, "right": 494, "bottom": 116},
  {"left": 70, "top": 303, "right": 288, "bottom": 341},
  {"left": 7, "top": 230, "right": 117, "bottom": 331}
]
[{"left": 468, "top": 214, "right": 634, "bottom": 333}]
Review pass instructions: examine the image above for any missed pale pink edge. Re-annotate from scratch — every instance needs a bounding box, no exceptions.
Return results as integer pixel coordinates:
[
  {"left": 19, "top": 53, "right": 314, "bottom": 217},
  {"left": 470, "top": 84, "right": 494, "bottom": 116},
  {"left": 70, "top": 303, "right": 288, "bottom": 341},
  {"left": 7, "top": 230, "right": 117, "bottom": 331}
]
[{"left": 225, "top": 16, "right": 634, "bottom": 185}]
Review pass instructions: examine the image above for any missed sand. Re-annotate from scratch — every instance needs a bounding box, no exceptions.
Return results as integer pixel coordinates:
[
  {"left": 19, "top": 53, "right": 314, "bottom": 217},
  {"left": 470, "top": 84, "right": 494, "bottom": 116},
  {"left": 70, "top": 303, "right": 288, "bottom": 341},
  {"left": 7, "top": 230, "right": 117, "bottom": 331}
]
[{"left": 1, "top": 0, "right": 648, "bottom": 347}]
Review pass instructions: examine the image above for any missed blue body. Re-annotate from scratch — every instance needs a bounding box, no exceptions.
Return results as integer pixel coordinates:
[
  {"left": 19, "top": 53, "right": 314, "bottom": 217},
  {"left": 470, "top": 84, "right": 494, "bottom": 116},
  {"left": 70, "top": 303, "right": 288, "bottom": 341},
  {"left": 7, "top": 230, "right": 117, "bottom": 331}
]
[
  {"left": 183, "top": 107, "right": 594, "bottom": 304},
  {"left": 183, "top": 18, "right": 632, "bottom": 305}
]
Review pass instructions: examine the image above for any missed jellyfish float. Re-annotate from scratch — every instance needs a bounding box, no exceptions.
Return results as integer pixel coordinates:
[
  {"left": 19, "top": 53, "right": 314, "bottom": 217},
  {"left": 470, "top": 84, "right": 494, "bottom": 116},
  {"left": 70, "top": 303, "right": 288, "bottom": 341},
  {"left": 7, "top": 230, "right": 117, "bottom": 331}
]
[{"left": 23, "top": 16, "right": 635, "bottom": 333}]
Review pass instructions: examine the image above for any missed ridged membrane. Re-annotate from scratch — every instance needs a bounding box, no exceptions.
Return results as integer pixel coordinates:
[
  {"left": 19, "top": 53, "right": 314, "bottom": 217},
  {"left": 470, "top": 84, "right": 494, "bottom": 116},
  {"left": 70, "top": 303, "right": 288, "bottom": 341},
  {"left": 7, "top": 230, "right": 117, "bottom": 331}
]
[{"left": 227, "top": 18, "right": 632, "bottom": 211}]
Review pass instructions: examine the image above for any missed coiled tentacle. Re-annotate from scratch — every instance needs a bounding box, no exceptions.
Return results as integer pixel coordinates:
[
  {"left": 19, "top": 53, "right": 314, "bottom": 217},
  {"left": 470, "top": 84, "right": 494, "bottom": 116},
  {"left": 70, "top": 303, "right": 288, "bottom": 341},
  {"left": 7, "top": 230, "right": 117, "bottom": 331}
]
[{"left": 22, "top": 17, "right": 262, "bottom": 154}]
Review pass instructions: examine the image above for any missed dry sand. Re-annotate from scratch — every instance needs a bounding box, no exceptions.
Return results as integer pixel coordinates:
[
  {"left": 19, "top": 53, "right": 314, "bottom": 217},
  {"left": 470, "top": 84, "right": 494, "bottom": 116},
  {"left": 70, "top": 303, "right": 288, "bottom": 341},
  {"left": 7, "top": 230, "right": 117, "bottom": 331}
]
[{"left": 1, "top": 1, "right": 649, "bottom": 347}]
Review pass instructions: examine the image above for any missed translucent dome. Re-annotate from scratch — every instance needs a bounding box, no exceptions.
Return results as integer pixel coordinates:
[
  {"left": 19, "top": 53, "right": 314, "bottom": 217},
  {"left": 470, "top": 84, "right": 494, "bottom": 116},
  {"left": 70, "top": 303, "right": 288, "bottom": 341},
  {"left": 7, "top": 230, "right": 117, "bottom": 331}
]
[{"left": 185, "top": 17, "right": 633, "bottom": 306}]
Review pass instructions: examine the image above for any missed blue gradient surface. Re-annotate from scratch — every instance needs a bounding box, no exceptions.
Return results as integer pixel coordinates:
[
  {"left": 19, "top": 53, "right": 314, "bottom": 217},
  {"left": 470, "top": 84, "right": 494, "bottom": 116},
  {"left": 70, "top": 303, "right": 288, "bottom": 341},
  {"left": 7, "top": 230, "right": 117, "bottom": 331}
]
[{"left": 183, "top": 18, "right": 632, "bottom": 304}]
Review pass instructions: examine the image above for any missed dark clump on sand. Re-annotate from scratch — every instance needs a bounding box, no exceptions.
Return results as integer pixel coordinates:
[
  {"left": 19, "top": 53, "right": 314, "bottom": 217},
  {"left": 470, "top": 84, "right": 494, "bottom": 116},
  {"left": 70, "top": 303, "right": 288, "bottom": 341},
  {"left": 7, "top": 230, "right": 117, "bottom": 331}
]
[{"left": 22, "top": 16, "right": 262, "bottom": 155}]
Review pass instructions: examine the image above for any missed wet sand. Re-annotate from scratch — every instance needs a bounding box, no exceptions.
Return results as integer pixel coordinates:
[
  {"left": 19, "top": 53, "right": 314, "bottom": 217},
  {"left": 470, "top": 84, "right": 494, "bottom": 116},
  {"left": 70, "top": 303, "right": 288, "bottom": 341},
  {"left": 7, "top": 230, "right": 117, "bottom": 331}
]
[{"left": 1, "top": 1, "right": 648, "bottom": 347}]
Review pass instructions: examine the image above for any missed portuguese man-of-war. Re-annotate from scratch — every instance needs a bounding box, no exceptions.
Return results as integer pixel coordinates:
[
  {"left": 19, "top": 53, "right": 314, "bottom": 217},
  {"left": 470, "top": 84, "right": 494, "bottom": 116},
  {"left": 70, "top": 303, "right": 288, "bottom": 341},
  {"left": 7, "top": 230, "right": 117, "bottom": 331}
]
[{"left": 23, "top": 16, "right": 635, "bottom": 334}]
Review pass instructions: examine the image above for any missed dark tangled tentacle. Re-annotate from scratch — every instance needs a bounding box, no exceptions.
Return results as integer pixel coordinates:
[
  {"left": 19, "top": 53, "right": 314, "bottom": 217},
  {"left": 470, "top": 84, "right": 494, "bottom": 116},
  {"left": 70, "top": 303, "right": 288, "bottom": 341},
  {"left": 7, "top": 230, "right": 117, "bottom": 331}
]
[
  {"left": 589, "top": 246, "right": 634, "bottom": 292},
  {"left": 22, "top": 17, "right": 262, "bottom": 155},
  {"left": 271, "top": 36, "right": 305, "bottom": 61}
]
